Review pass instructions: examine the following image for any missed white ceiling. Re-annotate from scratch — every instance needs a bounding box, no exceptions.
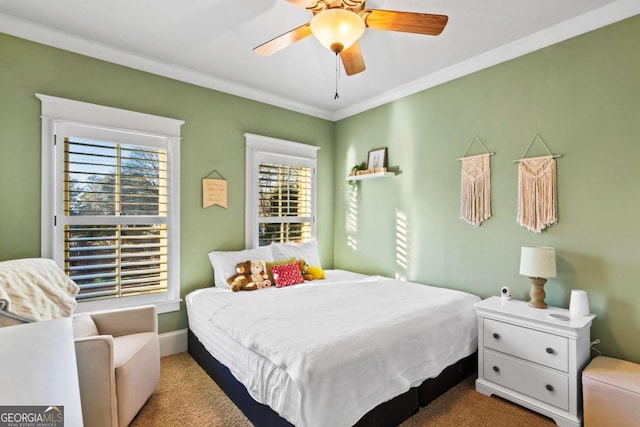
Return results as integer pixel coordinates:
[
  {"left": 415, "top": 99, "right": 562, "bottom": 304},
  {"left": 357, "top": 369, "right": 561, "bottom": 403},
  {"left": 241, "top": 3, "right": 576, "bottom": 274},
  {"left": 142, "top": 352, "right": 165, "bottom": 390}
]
[{"left": 0, "top": 0, "right": 638, "bottom": 120}]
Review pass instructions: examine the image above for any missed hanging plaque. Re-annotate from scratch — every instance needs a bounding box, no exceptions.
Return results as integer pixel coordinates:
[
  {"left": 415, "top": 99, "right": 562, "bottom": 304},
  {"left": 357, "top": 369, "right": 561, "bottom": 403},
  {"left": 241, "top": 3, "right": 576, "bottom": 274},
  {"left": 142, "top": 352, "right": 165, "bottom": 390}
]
[{"left": 202, "top": 178, "right": 227, "bottom": 208}]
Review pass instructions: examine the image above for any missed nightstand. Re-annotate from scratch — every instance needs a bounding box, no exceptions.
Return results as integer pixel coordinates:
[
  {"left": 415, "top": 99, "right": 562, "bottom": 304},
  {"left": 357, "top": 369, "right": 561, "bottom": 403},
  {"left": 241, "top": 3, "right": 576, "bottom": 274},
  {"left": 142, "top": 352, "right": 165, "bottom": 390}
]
[{"left": 474, "top": 297, "right": 595, "bottom": 427}]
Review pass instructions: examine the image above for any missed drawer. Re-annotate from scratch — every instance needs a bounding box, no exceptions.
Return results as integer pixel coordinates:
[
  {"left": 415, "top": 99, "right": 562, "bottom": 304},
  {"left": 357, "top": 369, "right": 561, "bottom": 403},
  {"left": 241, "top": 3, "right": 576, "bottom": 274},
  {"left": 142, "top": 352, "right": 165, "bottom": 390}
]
[
  {"left": 483, "top": 349, "right": 569, "bottom": 411},
  {"left": 483, "top": 318, "right": 568, "bottom": 371}
]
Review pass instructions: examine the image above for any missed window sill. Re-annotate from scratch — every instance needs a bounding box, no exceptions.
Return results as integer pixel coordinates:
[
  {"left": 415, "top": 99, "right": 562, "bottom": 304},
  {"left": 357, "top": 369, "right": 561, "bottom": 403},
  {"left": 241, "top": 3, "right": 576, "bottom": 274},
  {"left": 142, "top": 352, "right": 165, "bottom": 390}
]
[{"left": 75, "top": 296, "right": 181, "bottom": 314}]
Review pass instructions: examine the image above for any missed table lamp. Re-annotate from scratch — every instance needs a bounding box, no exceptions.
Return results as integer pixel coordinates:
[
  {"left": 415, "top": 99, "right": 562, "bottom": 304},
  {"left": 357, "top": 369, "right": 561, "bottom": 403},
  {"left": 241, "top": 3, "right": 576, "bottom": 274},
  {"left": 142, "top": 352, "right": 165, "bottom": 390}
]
[{"left": 520, "top": 246, "right": 557, "bottom": 309}]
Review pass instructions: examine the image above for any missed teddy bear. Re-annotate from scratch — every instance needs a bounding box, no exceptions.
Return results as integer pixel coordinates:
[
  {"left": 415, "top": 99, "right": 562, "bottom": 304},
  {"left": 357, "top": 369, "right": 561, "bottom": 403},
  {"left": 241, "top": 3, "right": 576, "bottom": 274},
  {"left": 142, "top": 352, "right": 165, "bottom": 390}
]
[
  {"left": 297, "top": 259, "right": 325, "bottom": 281},
  {"left": 249, "top": 260, "right": 271, "bottom": 289},
  {"left": 227, "top": 260, "right": 259, "bottom": 292}
]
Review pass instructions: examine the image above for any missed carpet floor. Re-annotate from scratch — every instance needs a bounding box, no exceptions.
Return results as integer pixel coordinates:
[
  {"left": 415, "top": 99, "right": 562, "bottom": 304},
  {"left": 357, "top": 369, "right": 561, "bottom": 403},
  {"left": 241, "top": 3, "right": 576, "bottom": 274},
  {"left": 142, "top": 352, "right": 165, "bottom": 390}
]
[{"left": 131, "top": 352, "right": 557, "bottom": 426}]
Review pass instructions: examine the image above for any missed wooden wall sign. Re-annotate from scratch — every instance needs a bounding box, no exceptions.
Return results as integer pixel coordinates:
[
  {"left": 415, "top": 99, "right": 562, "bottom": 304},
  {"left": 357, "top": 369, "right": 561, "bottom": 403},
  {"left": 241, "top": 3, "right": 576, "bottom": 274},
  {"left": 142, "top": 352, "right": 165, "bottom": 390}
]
[{"left": 202, "top": 170, "right": 228, "bottom": 208}]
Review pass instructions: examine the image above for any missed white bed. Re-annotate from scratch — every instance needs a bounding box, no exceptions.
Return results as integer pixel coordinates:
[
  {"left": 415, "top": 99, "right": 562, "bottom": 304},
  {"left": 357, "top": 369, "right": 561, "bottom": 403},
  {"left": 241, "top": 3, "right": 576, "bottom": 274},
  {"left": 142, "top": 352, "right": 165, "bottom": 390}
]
[{"left": 187, "top": 269, "right": 480, "bottom": 427}]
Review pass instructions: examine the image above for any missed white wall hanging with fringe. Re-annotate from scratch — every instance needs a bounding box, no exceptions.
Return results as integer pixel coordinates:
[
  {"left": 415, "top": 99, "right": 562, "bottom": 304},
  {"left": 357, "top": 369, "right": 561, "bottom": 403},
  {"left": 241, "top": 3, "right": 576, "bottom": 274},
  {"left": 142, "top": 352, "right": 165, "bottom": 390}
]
[
  {"left": 458, "top": 135, "right": 495, "bottom": 227},
  {"left": 514, "top": 134, "right": 562, "bottom": 233}
]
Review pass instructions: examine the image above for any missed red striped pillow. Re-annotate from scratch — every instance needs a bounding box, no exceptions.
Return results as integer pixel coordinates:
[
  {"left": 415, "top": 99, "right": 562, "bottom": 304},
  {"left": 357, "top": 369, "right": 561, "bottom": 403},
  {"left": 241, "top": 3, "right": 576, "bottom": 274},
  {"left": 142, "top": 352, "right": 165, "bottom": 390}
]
[{"left": 271, "top": 262, "right": 304, "bottom": 288}]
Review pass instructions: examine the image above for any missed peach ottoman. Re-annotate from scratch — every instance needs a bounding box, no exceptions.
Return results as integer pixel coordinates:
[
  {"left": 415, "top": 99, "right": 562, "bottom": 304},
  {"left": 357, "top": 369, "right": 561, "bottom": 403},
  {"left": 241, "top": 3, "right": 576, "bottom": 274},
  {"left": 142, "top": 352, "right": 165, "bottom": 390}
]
[{"left": 582, "top": 356, "right": 640, "bottom": 427}]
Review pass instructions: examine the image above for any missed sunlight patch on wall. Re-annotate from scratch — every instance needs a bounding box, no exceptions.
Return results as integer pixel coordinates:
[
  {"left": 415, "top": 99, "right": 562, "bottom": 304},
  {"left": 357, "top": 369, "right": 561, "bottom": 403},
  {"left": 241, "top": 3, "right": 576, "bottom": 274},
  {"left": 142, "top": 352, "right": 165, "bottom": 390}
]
[
  {"left": 345, "top": 145, "right": 359, "bottom": 251},
  {"left": 395, "top": 208, "right": 409, "bottom": 281},
  {"left": 346, "top": 184, "right": 359, "bottom": 250}
]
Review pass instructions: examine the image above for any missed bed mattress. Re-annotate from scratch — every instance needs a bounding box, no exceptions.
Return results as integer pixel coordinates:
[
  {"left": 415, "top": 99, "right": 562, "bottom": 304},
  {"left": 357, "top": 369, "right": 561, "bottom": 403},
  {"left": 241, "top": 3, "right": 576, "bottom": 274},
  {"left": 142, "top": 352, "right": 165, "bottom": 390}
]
[{"left": 186, "top": 270, "right": 479, "bottom": 427}]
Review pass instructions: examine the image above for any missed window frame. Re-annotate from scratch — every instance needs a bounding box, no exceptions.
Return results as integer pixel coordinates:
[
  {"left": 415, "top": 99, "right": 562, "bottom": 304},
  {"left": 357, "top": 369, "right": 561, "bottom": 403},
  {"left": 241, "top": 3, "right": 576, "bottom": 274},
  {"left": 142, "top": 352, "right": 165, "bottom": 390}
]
[
  {"left": 38, "top": 94, "right": 183, "bottom": 314},
  {"left": 244, "top": 133, "right": 319, "bottom": 249}
]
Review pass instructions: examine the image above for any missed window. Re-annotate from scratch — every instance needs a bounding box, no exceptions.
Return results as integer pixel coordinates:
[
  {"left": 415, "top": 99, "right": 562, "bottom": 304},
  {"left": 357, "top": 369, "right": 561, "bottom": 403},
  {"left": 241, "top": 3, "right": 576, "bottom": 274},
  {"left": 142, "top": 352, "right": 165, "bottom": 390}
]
[
  {"left": 38, "top": 94, "right": 183, "bottom": 314},
  {"left": 245, "top": 133, "right": 319, "bottom": 248},
  {"left": 257, "top": 163, "right": 312, "bottom": 245}
]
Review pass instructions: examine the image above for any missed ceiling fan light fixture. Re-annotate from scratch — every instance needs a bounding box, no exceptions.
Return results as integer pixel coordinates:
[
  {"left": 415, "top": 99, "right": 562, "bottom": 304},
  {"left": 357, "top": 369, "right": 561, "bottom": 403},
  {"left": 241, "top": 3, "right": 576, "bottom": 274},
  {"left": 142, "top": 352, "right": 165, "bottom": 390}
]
[{"left": 310, "top": 8, "right": 365, "bottom": 53}]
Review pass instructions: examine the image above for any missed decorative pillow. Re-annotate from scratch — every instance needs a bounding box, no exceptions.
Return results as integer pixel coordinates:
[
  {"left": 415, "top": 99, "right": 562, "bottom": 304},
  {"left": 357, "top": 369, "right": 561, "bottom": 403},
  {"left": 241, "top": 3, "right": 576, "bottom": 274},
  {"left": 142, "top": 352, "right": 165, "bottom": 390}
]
[
  {"left": 270, "top": 262, "right": 304, "bottom": 288},
  {"left": 209, "top": 246, "right": 274, "bottom": 288},
  {"left": 271, "top": 240, "right": 322, "bottom": 269},
  {"left": 265, "top": 257, "right": 296, "bottom": 283},
  {"left": 72, "top": 312, "right": 99, "bottom": 338}
]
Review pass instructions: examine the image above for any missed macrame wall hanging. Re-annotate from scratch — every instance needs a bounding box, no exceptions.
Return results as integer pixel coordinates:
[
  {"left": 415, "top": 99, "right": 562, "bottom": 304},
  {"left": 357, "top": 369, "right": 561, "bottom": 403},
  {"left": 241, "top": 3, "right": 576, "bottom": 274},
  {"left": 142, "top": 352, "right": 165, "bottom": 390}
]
[
  {"left": 514, "top": 134, "right": 562, "bottom": 233},
  {"left": 458, "top": 135, "right": 495, "bottom": 227}
]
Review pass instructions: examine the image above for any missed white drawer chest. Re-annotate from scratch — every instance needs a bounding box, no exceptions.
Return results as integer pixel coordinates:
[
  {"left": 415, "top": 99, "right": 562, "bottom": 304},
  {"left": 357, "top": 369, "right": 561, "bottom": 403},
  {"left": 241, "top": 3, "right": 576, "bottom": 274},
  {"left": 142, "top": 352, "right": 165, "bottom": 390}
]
[{"left": 475, "top": 297, "right": 595, "bottom": 427}]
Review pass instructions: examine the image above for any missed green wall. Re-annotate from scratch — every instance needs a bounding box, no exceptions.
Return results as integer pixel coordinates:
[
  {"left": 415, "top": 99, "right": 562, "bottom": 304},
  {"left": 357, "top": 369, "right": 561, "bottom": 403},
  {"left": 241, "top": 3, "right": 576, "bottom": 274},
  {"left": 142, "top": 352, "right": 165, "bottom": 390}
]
[
  {"left": 0, "top": 33, "right": 335, "bottom": 333},
  {"left": 2, "top": 15, "right": 639, "bottom": 362},
  {"left": 334, "top": 15, "right": 640, "bottom": 362}
]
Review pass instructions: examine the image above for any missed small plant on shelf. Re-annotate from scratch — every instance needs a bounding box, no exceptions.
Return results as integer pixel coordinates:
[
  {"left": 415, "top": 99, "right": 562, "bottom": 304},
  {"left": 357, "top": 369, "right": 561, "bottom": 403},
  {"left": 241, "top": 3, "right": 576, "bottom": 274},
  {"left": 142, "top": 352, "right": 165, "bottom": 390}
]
[
  {"left": 350, "top": 161, "right": 367, "bottom": 176},
  {"left": 347, "top": 161, "right": 367, "bottom": 187}
]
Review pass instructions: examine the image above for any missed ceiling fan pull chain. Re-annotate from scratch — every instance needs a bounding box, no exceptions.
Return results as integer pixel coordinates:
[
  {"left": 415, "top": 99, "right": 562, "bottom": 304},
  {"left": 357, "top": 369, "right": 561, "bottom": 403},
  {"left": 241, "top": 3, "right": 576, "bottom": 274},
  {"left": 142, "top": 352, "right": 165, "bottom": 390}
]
[{"left": 334, "top": 52, "right": 340, "bottom": 100}]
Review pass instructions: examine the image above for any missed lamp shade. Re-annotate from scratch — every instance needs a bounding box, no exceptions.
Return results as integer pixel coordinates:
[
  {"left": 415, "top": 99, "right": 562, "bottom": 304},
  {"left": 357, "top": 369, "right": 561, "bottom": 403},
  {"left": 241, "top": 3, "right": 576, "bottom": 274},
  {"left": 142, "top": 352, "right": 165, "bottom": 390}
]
[
  {"left": 310, "top": 9, "right": 365, "bottom": 53},
  {"left": 519, "top": 247, "right": 557, "bottom": 278}
]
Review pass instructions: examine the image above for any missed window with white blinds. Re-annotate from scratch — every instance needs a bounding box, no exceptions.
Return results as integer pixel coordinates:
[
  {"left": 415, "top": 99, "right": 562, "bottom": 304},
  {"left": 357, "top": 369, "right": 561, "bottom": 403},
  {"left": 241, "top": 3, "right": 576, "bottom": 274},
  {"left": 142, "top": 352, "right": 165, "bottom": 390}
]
[
  {"left": 64, "top": 138, "right": 168, "bottom": 301},
  {"left": 39, "top": 94, "right": 183, "bottom": 314},
  {"left": 258, "top": 163, "right": 313, "bottom": 246},
  {"left": 245, "top": 133, "right": 319, "bottom": 249}
]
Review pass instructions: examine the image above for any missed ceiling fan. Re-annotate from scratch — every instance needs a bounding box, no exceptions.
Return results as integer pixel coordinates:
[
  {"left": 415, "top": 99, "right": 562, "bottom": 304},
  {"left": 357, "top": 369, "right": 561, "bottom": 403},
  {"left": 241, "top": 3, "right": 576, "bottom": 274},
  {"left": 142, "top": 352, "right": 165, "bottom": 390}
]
[{"left": 254, "top": 0, "right": 449, "bottom": 76}]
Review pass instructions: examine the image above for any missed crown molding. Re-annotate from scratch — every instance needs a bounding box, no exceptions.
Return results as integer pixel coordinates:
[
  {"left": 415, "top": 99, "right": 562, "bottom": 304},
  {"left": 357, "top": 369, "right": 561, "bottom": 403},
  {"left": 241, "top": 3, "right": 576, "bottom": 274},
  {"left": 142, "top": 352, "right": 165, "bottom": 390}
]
[
  {"left": 1, "top": 0, "right": 638, "bottom": 123},
  {"left": 0, "top": 12, "right": 334, "bottom": 121},
  {"left": 332, "top": 0, "right": 640, "bottom": 121}
]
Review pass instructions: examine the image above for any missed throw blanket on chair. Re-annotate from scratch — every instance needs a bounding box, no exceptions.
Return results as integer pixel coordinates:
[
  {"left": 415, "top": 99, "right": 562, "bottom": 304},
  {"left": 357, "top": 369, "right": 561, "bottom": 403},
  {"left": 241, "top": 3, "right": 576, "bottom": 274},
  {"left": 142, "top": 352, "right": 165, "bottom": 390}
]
[{"left": 0, "top": 258, "right": 79, "bottom": 324}]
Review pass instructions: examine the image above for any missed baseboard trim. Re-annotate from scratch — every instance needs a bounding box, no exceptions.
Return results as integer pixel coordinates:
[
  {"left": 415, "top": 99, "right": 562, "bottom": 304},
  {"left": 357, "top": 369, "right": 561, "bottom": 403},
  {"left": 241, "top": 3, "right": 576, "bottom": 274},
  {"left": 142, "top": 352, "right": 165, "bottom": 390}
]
[{"left": 159, "top": 328, "right": 188, "bottom": 357}]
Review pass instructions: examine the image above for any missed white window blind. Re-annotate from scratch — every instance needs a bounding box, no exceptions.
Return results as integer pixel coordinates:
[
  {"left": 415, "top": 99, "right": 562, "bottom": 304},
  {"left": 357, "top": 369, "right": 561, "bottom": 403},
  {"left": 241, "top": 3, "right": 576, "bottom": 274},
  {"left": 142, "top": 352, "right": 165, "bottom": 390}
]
[
  {"left": 65, "top": 139, "right": 167, "bottom": 216},
  {"left": 257, "top": 163, "right": 312, "bottom": 246},
  {"left": 64, "top": 138, "right": 168, "bottom": 301},
  {"left": 245, "top": 133, "right": 319, "bottom": 249}
]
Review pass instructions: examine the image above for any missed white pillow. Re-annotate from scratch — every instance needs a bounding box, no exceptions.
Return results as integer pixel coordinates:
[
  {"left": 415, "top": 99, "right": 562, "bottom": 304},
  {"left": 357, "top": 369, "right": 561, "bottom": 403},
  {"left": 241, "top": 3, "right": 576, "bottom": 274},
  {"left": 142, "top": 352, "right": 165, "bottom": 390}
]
[
  {"left": 209, "top": 246, "right": 275, "bottom": 288},
  {"left": 271, "top": 240, "right": 322, "bottom": 269},
  {"left": 72, "top": 312, "right": 99, "bottom": 338}
]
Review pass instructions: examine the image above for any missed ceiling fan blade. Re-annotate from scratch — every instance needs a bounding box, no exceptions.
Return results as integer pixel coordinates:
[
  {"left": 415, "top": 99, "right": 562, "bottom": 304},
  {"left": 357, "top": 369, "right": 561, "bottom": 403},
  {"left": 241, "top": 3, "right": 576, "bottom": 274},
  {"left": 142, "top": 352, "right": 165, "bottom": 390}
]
[
  {"left": 253, "top": 23, "right": 312, "bottom": 56},
  {"left": 362, "top": 10, "right": 448, "bottom": 35},
  {"left": 340, "top": 42, "right": 366, "bottom": 76},
  {"left": 284, "top": 0, "right": 315, "bottom": 9}
]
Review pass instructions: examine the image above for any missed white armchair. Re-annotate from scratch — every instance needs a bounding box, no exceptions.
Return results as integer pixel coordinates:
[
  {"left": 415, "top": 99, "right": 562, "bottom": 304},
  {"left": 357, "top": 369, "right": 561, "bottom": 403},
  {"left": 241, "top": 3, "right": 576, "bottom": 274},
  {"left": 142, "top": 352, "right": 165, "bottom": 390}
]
[
  {"left": 73, "top": 305, "right": 160, "bottom": 427},
  {"left": 0, "top": 258, "right": 159, "bottom": 426}
]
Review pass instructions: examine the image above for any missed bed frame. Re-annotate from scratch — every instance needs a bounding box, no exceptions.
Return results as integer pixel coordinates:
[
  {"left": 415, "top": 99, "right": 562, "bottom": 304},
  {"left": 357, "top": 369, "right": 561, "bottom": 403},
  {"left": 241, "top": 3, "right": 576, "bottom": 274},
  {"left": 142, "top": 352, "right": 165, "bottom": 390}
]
[{"left": 188, "top": 329, "right": 477, "bottom": 427}]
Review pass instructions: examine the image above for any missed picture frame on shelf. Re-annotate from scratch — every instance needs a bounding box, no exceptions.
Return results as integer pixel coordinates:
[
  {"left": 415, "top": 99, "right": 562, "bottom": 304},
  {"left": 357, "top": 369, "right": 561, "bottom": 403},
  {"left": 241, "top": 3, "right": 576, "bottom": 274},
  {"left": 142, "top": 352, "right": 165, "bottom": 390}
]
[{"left": 367, "top": 147, "right": 388, "bottom": 171}]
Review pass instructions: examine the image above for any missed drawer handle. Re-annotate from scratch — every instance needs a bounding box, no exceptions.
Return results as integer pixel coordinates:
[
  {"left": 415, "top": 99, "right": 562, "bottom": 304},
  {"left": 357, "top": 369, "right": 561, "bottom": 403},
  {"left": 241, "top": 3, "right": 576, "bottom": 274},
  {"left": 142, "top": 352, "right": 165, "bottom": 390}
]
[
  {"left": 492, "top": 366, "right": 500, "bottom": 373},
  {"left": 546, "top": 384, "right": 554, "bottom": 392},
  {"left": 492, "top": 333, "right": 500, "bottom": 340},
  {"left": 546, "top": 347, "right": 555, "bottom": 354}
]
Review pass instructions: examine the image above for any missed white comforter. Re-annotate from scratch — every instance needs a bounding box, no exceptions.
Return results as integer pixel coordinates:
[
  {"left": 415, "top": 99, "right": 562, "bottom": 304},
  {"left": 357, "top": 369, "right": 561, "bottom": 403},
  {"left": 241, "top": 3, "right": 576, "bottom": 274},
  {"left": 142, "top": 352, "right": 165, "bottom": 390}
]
[{"left": 187, "top": 270, "right": 479, "bottom": 427}]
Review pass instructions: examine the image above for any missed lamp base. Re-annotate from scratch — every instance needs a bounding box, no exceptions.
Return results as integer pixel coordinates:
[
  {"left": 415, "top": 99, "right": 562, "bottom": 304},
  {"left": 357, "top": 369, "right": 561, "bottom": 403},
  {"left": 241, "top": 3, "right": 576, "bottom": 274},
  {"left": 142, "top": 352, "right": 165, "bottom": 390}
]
[{"left": 528, "top": 277, "right": 548, "bottom": 309}]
